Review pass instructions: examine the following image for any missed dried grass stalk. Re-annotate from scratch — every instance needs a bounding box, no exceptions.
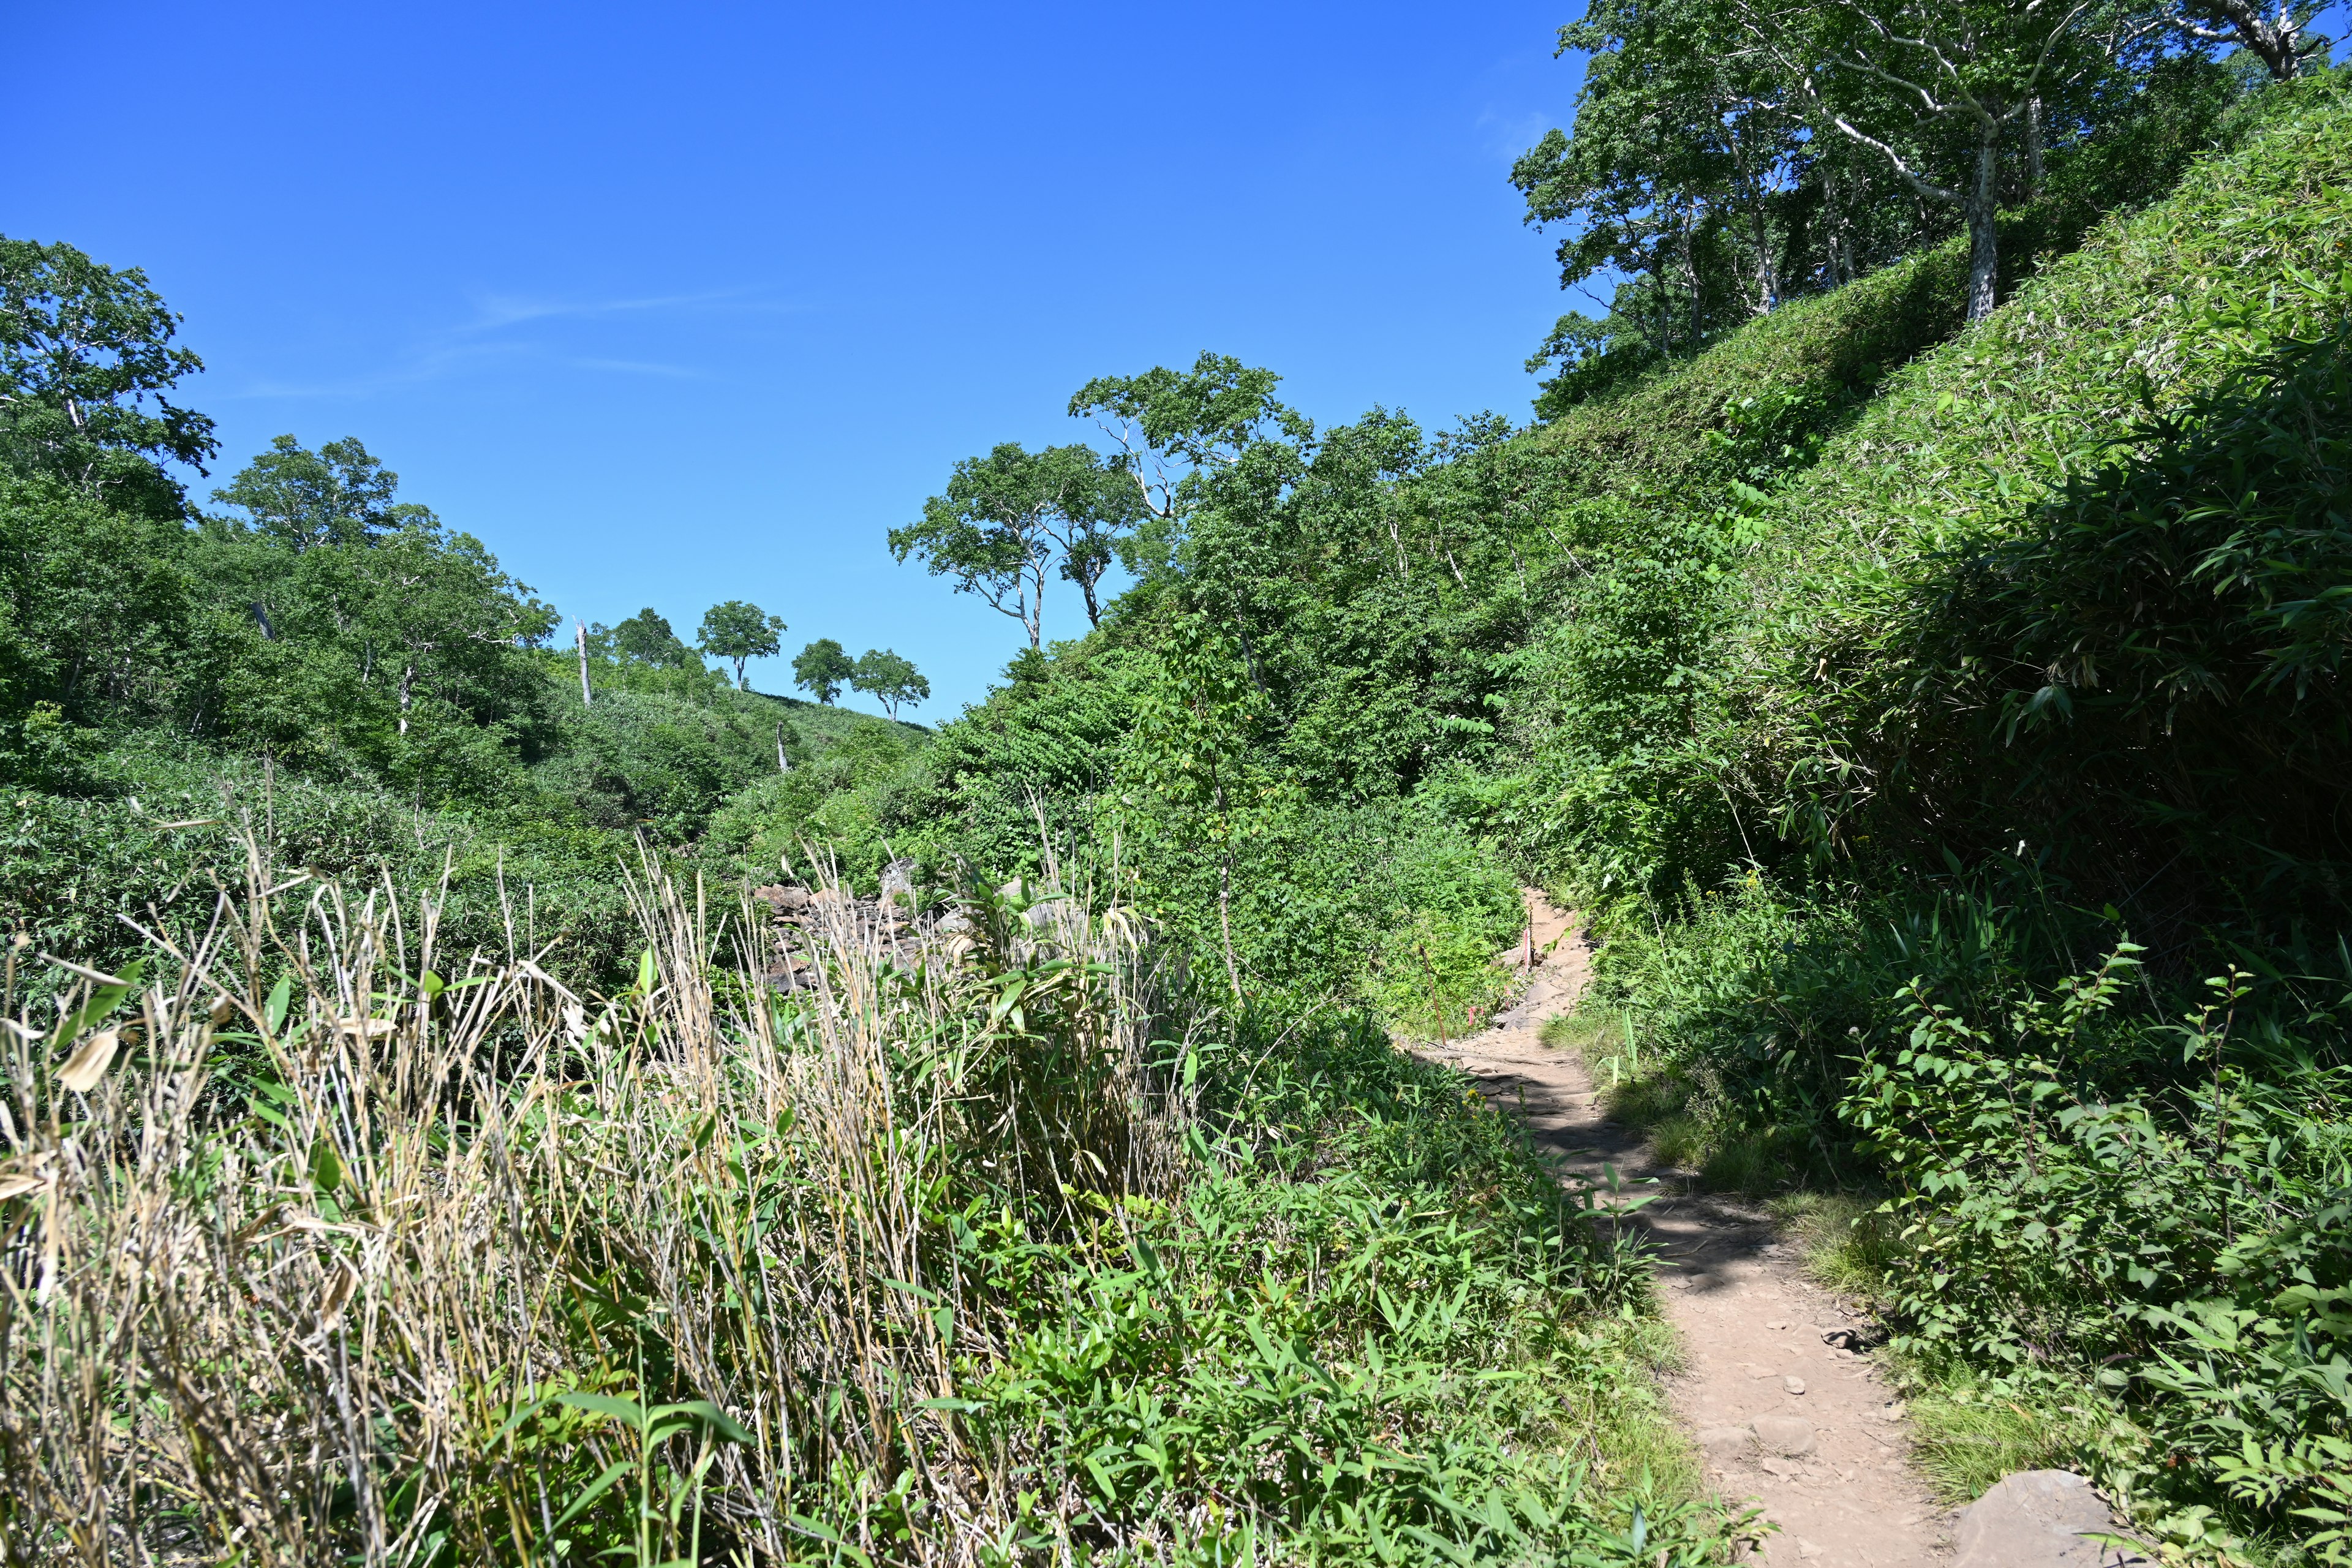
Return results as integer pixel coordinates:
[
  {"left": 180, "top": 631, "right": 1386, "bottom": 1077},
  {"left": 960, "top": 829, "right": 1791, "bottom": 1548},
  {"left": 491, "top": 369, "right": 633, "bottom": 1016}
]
[{"left": 0, "top": 840, "right": 1184, "bottom": 1566}]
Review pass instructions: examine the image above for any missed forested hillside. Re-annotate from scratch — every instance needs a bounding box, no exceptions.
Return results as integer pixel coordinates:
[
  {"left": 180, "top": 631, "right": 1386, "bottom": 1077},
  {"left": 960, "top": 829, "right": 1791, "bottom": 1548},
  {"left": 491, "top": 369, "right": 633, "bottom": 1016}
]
[{"left": 4, "top": 4, "right": 2347, "bottom": 1562}]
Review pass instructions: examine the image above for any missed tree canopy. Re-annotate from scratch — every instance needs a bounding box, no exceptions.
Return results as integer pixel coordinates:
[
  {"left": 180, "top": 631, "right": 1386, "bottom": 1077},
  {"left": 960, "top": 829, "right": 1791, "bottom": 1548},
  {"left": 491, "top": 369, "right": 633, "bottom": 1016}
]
[
  {"left": 0, "top": 236, "right": 216, "bottom": 514},
  {"left": 890, "top": 442, "right": 1140, "bottom": 644},
  {"left": 793, "top": 638, "right": 854, "bottom": 703},
  {"left": 696, "top": 600, "right": 785, "bottom": 689},
  {"left": 611, "top": 608, "right": 698, "bottom": 668},
  {"left": 213, "top": 434, "right": 434, "bottom": 552},
  {"left": 850, "top": 647, "right": 928, "bottom": 718},
  {"left": 1508, "top": 0, "right": 2299, "bottom": 398}
]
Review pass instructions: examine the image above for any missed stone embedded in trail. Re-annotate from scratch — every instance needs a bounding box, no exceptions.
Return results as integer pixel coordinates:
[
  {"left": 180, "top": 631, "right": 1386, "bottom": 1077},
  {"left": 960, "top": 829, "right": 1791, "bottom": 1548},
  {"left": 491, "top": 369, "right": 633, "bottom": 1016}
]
[
  {"left": 1698, "top": 1425, "right": 1754, "bottom": 1459},
  {"left": 1754, "top": 1414, "right": 1815, "bottom": 1455},
  {"left": 1954, "top": 1471, "right": 2147, "bottom": 1568},
  {"left": 1783, "top": 1376, "right": 1807, "bottom": 1395}
]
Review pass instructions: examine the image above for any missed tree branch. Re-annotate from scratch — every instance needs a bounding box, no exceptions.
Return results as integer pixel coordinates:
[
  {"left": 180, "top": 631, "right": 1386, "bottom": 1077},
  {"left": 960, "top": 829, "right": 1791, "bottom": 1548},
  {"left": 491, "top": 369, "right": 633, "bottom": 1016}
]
[{"left": 1825, "top": 113, "right": 1959, "bottom": 203}]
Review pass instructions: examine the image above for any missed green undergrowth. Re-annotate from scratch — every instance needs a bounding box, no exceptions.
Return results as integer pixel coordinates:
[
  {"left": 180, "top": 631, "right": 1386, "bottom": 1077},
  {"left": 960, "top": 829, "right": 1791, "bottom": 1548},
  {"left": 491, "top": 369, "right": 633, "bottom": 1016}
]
[
  {"left": 1, "top": 670, "right": 928, "bottom": 996},
  {"left": 0, "top": 859, "right": 1754, "bottom": 1564},
  {"left": 1570, "top": 875, "right": 2352, "bottom": 1562},
  {"left": 1727, "top": 72, "right": 2352, "bottom": 921},
  {"left": 963, "top": 1014, "right": 1738, "bottom": 1562}
]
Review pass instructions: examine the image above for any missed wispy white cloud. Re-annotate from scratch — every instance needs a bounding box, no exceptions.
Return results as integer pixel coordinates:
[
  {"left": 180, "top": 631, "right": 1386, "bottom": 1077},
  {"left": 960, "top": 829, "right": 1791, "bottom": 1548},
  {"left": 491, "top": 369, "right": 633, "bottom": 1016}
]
[
  {"left": 454, "top": 285, "right": 794, "bottom": 333},
  {"left": 225, "top": 285, "right": 802, "bottom": 399},
  {"left": 1475, "top": 107, "right": 1556, "bottom": 165},
  {"left": 567, "top": 356, "right": 705, "bottom": 379}
]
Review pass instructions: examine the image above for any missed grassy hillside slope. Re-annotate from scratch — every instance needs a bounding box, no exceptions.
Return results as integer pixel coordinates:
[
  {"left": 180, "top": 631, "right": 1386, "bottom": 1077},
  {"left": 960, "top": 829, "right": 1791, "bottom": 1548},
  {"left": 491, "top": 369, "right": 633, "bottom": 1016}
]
[
  {"left": 1727, "top": 72, "right": 2352, "bottom": 929},
  {"left": 1552, "top": 74, "right": 2352, "bottom": 1562}
]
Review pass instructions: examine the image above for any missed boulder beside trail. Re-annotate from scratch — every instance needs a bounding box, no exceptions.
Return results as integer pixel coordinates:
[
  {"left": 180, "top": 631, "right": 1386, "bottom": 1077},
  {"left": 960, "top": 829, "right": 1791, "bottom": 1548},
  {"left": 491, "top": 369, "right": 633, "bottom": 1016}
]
[{"left": 1954, "top": 1471, "right": 2146, "bottom": 1568}]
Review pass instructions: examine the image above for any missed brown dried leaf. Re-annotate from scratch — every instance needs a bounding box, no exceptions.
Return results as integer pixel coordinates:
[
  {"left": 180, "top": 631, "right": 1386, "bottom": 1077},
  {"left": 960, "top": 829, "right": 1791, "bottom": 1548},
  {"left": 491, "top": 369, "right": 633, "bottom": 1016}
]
[
  {"left": 57, "top": 1028, "right": 121, "bottom": 1094},
  {"left": 318, "top": 1256, "right": 360, "bottom": 1327}
]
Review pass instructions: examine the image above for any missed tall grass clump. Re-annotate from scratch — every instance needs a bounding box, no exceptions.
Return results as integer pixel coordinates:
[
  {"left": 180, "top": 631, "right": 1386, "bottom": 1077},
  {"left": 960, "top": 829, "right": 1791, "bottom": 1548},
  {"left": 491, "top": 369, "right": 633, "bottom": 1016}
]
[
  {"left": 0, "top": 838, "right": 1748, "bottom": 1566},
  {"left": 0, "top": 841, "right": 1182, "bottom": 1564}
]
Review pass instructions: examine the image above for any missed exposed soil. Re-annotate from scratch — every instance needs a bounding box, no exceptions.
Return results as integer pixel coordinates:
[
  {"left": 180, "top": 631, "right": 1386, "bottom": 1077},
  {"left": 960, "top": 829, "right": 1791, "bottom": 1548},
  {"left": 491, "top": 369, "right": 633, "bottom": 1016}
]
[{"left": 1414, "top": 893, "right": 1952, "bottom": 1567}]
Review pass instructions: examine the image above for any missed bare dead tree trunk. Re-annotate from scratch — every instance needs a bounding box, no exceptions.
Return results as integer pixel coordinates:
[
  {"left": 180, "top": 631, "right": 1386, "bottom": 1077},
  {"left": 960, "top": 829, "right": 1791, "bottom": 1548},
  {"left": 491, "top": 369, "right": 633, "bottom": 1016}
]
[
  {"left": 398, "top": 663, "right": 415, "bottom": 736},
  {"left": 576, "top": 620, "right": 593, "bottom": 707},
  {"left": 776, "top": 721, "right": 791, "bottom": 774}
]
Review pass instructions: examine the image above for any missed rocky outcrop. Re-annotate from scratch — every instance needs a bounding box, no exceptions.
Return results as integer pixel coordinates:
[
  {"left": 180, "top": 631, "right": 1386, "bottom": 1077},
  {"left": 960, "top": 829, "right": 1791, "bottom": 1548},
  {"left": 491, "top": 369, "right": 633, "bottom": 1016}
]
[{"left": 748, "top": 873, "right": 1080, "bottom": 990}]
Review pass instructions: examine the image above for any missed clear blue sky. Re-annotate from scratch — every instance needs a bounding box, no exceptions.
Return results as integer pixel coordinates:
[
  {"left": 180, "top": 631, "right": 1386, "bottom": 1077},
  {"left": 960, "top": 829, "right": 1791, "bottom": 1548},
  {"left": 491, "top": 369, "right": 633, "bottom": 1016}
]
[{"left": 8, "top": 1, "right": 1590, "bottom": 720}]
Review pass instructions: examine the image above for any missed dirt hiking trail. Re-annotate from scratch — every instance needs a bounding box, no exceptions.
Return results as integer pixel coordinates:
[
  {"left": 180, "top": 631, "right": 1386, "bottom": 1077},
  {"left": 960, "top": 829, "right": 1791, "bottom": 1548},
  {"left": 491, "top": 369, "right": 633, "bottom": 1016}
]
[{"left": 1418, "top": 892, "right": 1951, "bottom": 1567}]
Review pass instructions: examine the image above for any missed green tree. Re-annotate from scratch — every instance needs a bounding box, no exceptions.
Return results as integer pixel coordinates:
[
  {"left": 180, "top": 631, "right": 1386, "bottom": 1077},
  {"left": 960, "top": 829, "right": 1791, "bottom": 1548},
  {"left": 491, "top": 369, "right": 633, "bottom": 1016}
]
[
  {"left": 696, "top": 600, "right": 785, "bottom": 690},
  {"left": 0, "top": 236, "right": 217, "bottom": 514},
  {"left": 1068, "top": 353, "right": 1311, "bottom": 579},
  {"left": 2165, "top": 0, "right": 2327, "bottom": 80},
  {"left": 1512, "top": 0, "right": 1805, "bottom": 381},
  {"left": 850, "top": 648, "right": 929, "bottom": 718},
  {"left": 1743, "top": 0, "right": 2123, "bottom": 321},
  {"left": 793, "top": 638, "right": 855, "bottom": 703},
  {"left": 612, "top": 608, "right": 696, "bottom": 668},
  {"left": 212, "top": 435, "right": 434, "bottom": 552},
  {"left": 890, "top": 442, "right": 1139, "bottom": 645},
  {"left": 0, "top": 471, "right": 190, "bottom": 739},
  {"left": 1124, "top": 611, "right": 1284, "bottom": 1002},
  {"left": 186, "top": 437, "right": 559, "bottom": 792}
]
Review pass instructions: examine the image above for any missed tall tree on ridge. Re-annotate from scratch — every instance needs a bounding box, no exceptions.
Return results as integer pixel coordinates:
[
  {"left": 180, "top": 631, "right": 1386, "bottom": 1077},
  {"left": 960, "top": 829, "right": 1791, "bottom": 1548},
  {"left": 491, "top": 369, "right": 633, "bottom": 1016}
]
[
  {"left": 612, "top": 607, "right": 697, "bottom": 668},
  {"left": 891, "top": 442, "right": 1139, "bottom": 646},
  {"left": 1068, "top": 352, "right": 1310, "bottom": 579},
  {"left": 2166, "top": 0, "right": 2326, "bottom": 79},
  {"left": 1742, "top": 0, "right": 2117, "bottom": 322},
  {"left": 793, "top": 638, "right": 854, "bottom": 704},
  {"left": 214, "top": 435, "right": 433, "bottom": 552},
  {"left": 1512, "top": 0, "right": 1806, "bottom": 377},
  {"left": 0, "top": 236, "right": 217, "bottom": 513},
  {"left": 696, "top": 600, "right": 785, "bottom": 690},
  {"left": 850, "top": 648, "right": 928, "bottom": 718}
]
